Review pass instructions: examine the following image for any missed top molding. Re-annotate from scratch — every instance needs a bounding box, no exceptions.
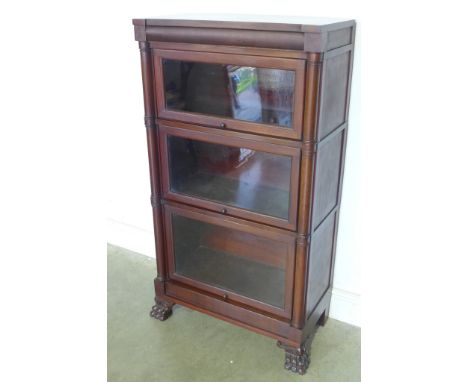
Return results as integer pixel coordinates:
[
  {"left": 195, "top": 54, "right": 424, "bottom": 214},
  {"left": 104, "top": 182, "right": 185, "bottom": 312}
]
[{"left": 133, "top": 15, "right": 355, "bottom": 53}]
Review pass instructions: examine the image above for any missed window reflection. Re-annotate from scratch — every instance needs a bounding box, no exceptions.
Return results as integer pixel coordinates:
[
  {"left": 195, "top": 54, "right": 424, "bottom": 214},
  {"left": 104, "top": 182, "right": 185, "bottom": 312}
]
[
  {"left": 163, "top": 60, "right": 295, "bottom": 128},
  {"left": 168, "top": 136, "right": 291, "bottom": 219}
]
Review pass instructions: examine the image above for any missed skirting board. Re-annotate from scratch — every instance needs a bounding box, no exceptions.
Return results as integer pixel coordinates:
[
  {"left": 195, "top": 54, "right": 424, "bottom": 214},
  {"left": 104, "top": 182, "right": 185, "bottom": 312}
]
[
  {"left": 107, "top": 218, "right": 361, "bottom": 327},
  {"left": 329, "top": 288, "right": 361, "bottom": 327},
  {"left": 107, "top": 218, "right": 156, "bottom": 258}
]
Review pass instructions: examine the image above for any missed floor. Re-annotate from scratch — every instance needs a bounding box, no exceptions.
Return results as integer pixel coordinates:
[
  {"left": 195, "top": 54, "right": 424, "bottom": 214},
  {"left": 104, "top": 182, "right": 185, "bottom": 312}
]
[{"left": 108, "top": 244, "right": 361, "bottom": 382}]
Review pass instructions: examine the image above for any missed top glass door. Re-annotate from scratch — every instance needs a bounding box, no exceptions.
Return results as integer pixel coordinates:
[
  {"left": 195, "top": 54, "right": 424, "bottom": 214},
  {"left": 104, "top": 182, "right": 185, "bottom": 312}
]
[{"left": 154, "top": 50, "right": 305, "bottom": 140}]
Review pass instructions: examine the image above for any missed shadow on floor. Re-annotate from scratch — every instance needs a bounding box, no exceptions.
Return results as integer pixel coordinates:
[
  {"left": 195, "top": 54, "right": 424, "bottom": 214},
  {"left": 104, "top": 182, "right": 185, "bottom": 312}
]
[{"left": 107, "top": 244, "right": 360, "bottom": 382}]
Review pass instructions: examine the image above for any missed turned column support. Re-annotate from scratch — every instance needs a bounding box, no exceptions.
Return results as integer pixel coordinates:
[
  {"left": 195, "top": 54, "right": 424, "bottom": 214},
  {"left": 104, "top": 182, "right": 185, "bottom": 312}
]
[
  {"left": 138, "top": 41, "right": 156, "bottom": 128},
  {"left": 291, "top": 57, "right": 323, "bottom": 329},
  {"left": 138, "top": 40, "right": 172, "bottom": 313}
]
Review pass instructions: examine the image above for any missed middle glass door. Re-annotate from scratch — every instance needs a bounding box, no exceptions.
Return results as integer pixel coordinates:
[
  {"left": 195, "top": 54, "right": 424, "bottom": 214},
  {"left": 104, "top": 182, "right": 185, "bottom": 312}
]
[{"left": 159, "top": 123, "right": 300, "bottom": 230}]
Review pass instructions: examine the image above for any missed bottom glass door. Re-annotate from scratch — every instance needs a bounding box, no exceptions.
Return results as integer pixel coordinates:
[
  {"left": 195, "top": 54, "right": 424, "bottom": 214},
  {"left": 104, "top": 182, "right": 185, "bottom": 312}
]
[{"left": 164, "top": 202, "right": 295, "bottom": 318}]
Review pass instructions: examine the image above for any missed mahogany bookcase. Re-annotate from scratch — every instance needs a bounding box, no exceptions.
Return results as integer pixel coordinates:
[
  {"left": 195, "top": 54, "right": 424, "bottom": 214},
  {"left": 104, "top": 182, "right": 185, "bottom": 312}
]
[{"left": 132, "top": 15, "right": 355, "bottom": 375}]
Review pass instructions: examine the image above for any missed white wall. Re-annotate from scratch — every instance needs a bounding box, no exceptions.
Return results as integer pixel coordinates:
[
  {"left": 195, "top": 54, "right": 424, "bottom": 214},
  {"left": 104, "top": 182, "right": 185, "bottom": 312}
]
[{"left": 107, "top": 7, "right": 361, "bottom": 327}]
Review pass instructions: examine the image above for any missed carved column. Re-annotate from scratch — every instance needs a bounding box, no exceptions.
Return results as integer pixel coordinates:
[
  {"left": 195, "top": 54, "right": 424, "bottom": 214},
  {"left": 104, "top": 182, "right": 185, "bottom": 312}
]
[
  {"left": 291, "top": 56, "right": 323, "bottom": 330},
  {"left": 138, "top": 40, "right": 173, "bottom": 319}
]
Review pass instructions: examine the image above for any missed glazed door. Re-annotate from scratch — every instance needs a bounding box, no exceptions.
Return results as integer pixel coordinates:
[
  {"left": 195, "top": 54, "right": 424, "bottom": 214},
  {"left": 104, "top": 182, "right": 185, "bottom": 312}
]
[
  {"left": 163, "top": 202, "right": 296, "bottom": 318},
  {"left": 159, "top": 123, "right": 300, "bottom": 230},
  {"left": 154, "top": 49, "right": 305, "bottom": 140}
]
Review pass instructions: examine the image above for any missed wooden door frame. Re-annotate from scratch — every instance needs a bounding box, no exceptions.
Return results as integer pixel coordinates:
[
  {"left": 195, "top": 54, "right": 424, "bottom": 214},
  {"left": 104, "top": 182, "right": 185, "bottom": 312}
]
[
  {"left": 158, "top": 122, "right": 301, "bottom": 230},
  {"left": 153, "top": 49, "right": 306, "bottom": 140},
  {"left": 162, "top": 201, "right": 296, "bottom": 319}
]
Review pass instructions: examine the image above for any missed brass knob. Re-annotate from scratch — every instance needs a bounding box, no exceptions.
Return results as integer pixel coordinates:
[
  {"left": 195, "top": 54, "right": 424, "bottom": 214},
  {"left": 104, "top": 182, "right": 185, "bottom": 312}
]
[
  {"left": 219, "top": 122, "right": 226, "bottom": 128},
  {"left": 221, "top": 208, "right": 227, "bottom": 214},
  {"left": 223, "top": 294, "right": 228, "bottom": 301}
]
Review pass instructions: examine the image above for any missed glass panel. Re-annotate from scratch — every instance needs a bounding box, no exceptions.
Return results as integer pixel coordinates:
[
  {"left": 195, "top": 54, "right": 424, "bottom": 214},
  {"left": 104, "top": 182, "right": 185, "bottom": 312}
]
[
  {"left": 162, "top": 59, "right": 295, "bottom": 128},
  {"left": 172, "top": 214, "right": 287, "bottom": 308},
  {"left": 168, "top": 136, "right": 291, "bottom": 219}
]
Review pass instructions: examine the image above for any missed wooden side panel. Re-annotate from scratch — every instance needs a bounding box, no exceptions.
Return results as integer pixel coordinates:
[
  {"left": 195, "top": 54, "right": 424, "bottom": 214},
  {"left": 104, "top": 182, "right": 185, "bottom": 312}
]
[
  {"left": 306, "top": 212, "right": 336, "bottom": 317},
  {"left": 311, "top": 131, "right": 344, "bottom": 229},
  {"left": 317, "top": 51, "right": 351, "bottom": 139},
  {"left": 303, "top": 27, "right": 355, "bottom": 340},
  {"left": 326, "top": 28, "right": 352, "bottom": 51}
]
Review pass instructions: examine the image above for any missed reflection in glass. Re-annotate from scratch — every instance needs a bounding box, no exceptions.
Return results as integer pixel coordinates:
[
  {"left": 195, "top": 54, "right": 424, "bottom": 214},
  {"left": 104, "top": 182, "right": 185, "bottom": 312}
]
[
  {"left": 168, "top": 136, "right": 291, "bottom": 219},
  {"left": 172, "top": 214, "right": 287, "bottom": 308},
  {"left": 162, "top": 59, "right": 295, "bottom": 128}
]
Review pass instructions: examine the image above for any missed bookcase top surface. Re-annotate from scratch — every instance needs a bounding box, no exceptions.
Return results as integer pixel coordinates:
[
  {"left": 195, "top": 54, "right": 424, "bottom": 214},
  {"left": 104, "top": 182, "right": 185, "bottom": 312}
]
[{"left": 133, "top": 14, "right": 355, "bottom": 33}]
